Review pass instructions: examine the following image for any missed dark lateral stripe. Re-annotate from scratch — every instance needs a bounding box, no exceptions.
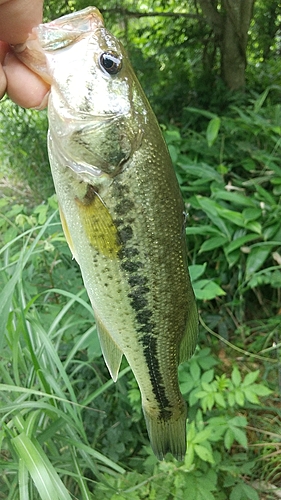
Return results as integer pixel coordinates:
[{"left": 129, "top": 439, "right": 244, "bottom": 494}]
[{"left": 141, "top": 334, "right": 173, "bottom": 420}]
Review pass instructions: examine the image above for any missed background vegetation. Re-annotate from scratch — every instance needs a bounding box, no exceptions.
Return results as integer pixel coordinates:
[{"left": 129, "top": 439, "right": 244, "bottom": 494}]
[{"left": 0, "top": 0, "right": 280, "bottom": 498}]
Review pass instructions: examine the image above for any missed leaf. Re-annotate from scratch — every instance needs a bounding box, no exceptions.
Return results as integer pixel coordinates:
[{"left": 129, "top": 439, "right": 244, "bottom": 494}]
[
  {"left": 195, "top": 197, "right": 232, "bottom": 237},
  {"left": 214, "top": 393, "right": 226, "bottom": 408},
  {"left": 199, "top": 236, "right": 229, "bottom": 252},
  {"left": 231, "top": 367, "right": 241, "bottom": 387},
  {"left": 242, "top": 207, "right": 262, "bottom": 222},
  {"left": 234, "top": 389, "right": 245, "bottom": 406},
  {"left": 243, "top": 389, "right": 260, "bottom": 404},
  {"left": 225, "top": 233, "right": 258, "bottom": 254},
  {"left": 231, "top": 427, "right": 248, "bottom": 449},
  {"left": 228, "top": 416, "right": 247, "bottom": 427},
  {"left": 239, "top": 483, "right": 260, "bottom": 500},
  {"left": 224, "top": 429, "right": 234, "bottom": 450},
  {"left": 213, "top": 190, "right": 256, "bottom": 207},
  {"left": 206, "top": 116, "right": 221, "bottom": 146},
  {"left": 245, "top": 245, "right": 273, "bottom": 278},
  {"left": 188, "top": 263, "right": 207, "bottom": 282},
  {"left": 190, "top": 360, "right": 201, "bottom": 381},
  {"left": 194, "top": 444, "right": 215, "bottom": 463},
  {"left": 228, "top": 392, "right": 236, "bottom": 407},
  {"left": 185, "top": 226, "right": 222, "bottom": 236},
  {"left": 201, "top": 369, "right": 214, "bottom": 384},
  {"left": 242, "top": 371, "right": 259, "bottom": 386},
  {"left": 12, "top": 433, "right": 72, "bottom": 500},
  {"left": 193, "top": 280, "right": 226, "bottom": 300},
  {"left": 193, "top": 428, "right": 213, "bottom": 444},
  {"left": 249, "top": 384, "right": 272, "bottom": 396}
]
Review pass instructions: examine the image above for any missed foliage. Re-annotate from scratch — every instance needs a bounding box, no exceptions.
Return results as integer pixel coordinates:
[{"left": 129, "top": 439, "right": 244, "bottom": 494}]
[
  {"left": 163, "top": 88, "right": 281, "bottom": 336},
  {"left": 45, "top": 1, "right": 281, "bottom": 118},
  {"left": 0, "top": 98, "right": 51, "bottom": 201}
]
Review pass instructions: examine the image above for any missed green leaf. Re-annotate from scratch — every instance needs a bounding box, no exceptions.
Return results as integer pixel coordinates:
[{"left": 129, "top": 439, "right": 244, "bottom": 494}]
[
  {"left": 12, "top": 432, "right": 72, "bottom": 500},
  {"left": 228, "top": 416, "right": 247, "bottom": 427},
  {"left": 199, "top": 235, "right": 229, "bottom": 252},
  {"left": 243, "top": 389, "right": 260, "bottom": 404},
  {"left": 206, "top": 116, "right": 221, "bottom": 146},
  {"left": 185, "top": 226, "right": 222, "bottom": 236},
  {"left": 225, "top": 233, "right": 258, "bottom": 254},
  {"left": 231, "top": 367, "right": 241, "bottom": 387},
  {"left": 224, "top": 429, "right": 234, "bottom": 450},
  {"left": 234, "top": 389, "right": 245, "bottom": 406},
  {"left": 193, "top": 280, "right": 226, "bottom": 300},
  {"left": 190, "top": 360, "right": 201, "bottom": 381},
  {"left": 227, "top": 392, "right": 236, "bottom": 407},
  {"left": 201, "top": 369, "right": 214, "bottom": 384},
  {"left": 231, "top": 427, "right": 248, "bottom": 449},
  {"left": 193, "top": 428, "right": 213, "bottom": 444},
  {"left": 194, "top": 444, "right": 215, "bottom": 463},
  {"left": 242, "top": 371, "right": 260, "bottom": 386},
  {"left": 245, "top": 245, "right": 272, "bottom": 278},
  {"left": 188, "top": 263, "right": 207, "bottom": 282},
  {"left": 249, "top": 384, "right": 272, "bottom": 396},
  {"left": 214, "top": 393, "right": 226, "bottom": 408},
  {"left": 239, "top": 483, "right": 260, "bottom": 500},
  {"left": 242, "top": 207, "right": 262, "bottom": 222},
  {"left": 213, "top": 190, "right": 256, "bottom": 207}
]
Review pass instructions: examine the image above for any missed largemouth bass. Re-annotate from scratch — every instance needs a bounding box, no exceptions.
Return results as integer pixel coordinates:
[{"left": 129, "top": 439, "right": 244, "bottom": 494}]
[{"left": 14, "top": 7, "right": 198, "bottom": 461}]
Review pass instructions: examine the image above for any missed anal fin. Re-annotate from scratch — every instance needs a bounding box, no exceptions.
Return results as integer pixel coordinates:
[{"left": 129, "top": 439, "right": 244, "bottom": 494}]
[{"left": 95, "top": 315, "right": 123, "bottom": 382}]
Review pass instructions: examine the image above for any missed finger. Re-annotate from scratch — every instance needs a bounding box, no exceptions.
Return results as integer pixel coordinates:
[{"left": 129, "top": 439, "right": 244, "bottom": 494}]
[
  {"left": 0, "top": 0, "right": 44, "bottom": 44},
  {"left": 4, "top": 52, "right": 50, "bottom": 108},
  {"left": 0, "top": 41, "right": 8, "bottom": 99}
]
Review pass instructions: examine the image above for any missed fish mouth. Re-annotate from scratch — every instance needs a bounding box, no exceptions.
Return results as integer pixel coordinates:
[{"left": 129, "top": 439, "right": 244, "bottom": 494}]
[{"left": 12, "top": 7, "right": 105, "bottom": 83}]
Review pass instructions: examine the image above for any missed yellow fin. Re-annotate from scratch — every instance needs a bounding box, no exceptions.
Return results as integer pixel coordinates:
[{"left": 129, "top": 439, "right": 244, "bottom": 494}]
[
  {"left": 59, "top": 204, "right": 79, "bottom": 261},
  {"left": 95, "top": 315, "right": 123, "bottom": 382},
  {"left": 179, "top": 299, "right": 199, "bottom": 363},
  {"left": 75, "top": 185, "right": 121, "bottom": 257}
]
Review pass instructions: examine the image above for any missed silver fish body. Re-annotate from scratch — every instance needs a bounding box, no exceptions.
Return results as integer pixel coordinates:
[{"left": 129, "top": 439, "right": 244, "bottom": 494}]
[{"left": 15, "top": 7, "right": 198, "bottom": 461}]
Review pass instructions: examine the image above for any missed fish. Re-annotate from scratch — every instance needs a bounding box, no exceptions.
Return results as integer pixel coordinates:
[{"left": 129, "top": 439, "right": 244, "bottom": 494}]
[{"left": 14, "top": 7, "right": 198, "bottom": 461}]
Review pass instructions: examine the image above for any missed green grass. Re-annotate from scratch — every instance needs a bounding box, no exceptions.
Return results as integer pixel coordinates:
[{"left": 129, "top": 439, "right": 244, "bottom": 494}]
[{"left": 0, "top": 203, "right": 132, "bottom": 498}]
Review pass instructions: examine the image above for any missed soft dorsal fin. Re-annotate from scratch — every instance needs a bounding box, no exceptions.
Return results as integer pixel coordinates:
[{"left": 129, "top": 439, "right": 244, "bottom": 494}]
[
  {"left": 179, "top": 299, "right": 199, "bottom": 363},
  {"left": 95, "top": 315, "right": 123, "bottom": 382}
]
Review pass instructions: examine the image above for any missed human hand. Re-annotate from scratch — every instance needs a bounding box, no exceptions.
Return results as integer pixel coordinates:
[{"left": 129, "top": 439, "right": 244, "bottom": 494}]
[{"left": 0, "top": 0, "right": 50, "bottom": 108}]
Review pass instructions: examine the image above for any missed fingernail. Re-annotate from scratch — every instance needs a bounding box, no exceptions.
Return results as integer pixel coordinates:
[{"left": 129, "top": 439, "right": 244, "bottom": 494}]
[{"left": 31, "top": 90, "right": 50, "bottom": 110}]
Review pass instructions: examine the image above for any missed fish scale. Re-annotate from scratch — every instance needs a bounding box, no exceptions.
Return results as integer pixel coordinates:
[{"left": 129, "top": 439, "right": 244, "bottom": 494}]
[{"left": 14, "top": 6, "right": 198, "bottom": 461}]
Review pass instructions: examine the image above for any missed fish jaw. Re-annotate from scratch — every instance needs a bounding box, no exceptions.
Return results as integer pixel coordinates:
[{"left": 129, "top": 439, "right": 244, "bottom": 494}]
[{"left": 13, "top": 7, "right": 104, "bottom": 84}]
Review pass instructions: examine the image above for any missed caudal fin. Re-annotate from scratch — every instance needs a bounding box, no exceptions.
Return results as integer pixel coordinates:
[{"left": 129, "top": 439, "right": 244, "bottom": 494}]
[{"left": 143, "top": 406, "right": 187, "bottom": 461}]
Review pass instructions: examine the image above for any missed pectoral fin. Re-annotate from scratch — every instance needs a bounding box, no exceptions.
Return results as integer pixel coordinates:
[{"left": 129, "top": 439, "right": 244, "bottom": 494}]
[
  {"left": 95, "top": 315, "right": 123, "bottom": 382},
  {"left": 179, "top": 299, "right": 199, "bottom": 363}
]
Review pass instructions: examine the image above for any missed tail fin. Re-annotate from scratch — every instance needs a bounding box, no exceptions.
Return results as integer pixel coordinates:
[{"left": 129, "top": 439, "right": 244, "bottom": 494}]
[{"left": 143, "top": 406, "right": 187, "bottom": 461}]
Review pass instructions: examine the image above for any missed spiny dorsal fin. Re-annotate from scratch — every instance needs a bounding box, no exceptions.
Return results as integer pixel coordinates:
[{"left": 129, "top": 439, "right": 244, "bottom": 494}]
[{"left": 95, "top": 315, "right": 123, "bottom": 382}]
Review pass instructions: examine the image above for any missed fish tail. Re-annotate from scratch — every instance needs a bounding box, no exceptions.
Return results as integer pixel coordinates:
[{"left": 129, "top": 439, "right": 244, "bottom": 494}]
[{"left": 143, "top": 405, "right": 187, "bottom": 461}]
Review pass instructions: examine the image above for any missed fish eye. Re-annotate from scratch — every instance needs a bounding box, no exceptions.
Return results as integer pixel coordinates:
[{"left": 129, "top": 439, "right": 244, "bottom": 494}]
[{"left": 99, "top": 52, "right": 122, "bottom": 75}]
